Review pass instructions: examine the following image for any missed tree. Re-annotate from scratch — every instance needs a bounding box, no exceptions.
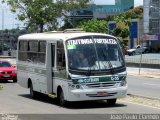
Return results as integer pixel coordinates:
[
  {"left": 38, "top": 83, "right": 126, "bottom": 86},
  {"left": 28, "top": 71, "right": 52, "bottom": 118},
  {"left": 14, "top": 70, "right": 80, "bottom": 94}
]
[
  {"left": 111, "top": 5, "right": 143, "bottom": 39},
  {"left": 79, "top": 19, "right": 107, "bottom": 33},
  {"left": 124, "top": 6, "right": 143, "bottom": 19},
  {"left": 2, "top": 0, "right": 90, "bottom": 32}
]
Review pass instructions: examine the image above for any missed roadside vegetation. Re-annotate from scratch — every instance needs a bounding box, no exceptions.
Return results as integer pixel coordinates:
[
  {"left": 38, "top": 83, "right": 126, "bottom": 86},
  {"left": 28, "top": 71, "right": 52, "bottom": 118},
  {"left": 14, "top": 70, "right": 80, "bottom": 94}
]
[{"left": 0, "top": 84, "right": 3, "bottom": 91}]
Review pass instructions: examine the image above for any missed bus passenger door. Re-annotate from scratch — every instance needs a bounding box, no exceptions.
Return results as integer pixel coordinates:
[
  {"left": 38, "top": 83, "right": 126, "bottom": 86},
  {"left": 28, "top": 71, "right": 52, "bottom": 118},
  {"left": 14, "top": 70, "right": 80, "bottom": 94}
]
[{"left": 46, "top": 43, "right": 55, "bottom": 94}]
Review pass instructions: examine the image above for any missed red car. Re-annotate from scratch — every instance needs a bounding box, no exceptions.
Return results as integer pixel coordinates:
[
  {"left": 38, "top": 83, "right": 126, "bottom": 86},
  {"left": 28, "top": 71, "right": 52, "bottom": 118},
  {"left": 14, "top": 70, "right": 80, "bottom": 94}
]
[{"left": 0, "top": 60, "right": 17, "bottom": 82}]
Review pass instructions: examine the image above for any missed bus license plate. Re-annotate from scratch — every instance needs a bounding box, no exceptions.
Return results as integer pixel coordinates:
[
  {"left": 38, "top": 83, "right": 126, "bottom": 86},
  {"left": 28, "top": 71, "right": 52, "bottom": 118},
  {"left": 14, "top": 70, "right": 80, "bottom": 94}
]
[{"left": 97, "top": 92, "right": 108, "bottom": 96}]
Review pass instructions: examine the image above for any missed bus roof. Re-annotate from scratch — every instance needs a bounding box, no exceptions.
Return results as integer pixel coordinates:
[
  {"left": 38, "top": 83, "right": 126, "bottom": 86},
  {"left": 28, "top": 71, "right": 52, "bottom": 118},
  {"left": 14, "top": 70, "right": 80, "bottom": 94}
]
[{"left": 18, "top": 32, "right": 116, "bottom": 41}]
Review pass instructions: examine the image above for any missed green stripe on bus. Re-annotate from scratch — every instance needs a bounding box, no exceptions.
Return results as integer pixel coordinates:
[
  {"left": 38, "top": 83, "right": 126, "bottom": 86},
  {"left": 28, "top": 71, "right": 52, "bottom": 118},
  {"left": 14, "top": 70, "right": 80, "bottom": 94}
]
[{"left": 72, "top": 76, "right": 126, "bottom": 84}]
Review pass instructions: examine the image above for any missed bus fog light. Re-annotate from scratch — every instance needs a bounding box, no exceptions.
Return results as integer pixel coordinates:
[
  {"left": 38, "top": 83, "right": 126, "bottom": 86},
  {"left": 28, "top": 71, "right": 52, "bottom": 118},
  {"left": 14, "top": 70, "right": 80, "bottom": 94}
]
[
  {"left": 76, "top": 85, "right": 80, "bottom": 89},
  {"left": 120, "top": 80, "right": 127, "bottom": 86}
]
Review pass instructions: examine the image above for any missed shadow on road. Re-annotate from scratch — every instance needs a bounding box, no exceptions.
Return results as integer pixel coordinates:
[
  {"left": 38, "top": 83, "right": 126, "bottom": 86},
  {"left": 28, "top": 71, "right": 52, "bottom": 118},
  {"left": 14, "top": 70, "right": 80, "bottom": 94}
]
[
  {"left": 19, "top": 93, "right": 127, "bottom": 109},
  {"left": 0, "top": 80, "right": 14, "bottom": 84}
]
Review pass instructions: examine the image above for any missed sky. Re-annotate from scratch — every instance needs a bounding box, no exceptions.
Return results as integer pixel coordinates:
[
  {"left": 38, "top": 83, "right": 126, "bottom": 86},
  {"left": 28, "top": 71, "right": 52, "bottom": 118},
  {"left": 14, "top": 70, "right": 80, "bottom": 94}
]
[{"left": 0, "top": 0, "right": 143, "bottom": 30}]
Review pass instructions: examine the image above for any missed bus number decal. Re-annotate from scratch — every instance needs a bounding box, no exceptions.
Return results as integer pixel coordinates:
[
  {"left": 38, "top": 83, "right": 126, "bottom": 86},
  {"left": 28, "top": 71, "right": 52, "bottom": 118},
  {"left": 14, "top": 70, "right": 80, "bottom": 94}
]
[{"left": 111, "top": 76, "right": 119, "bottom": 81}]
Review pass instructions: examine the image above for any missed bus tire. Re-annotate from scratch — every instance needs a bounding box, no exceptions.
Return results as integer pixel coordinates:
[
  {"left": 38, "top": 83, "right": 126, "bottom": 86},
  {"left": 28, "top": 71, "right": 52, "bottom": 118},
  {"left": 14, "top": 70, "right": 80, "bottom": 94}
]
[
  {"left": 58, "top": 88, "right": 66, "bottom": 107},
  {"left": 107, "top": 99, "right": 117, "bottom": 105},
  {"left": 29, "top": 82, "right": 37, "bottom": 99}
]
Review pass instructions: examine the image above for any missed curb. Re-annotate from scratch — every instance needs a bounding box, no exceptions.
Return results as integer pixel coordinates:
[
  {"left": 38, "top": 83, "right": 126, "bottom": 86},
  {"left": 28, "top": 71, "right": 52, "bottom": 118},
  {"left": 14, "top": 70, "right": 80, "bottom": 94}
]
[{"left": 127, "top": 93, "right": 160, "bottom": 101}]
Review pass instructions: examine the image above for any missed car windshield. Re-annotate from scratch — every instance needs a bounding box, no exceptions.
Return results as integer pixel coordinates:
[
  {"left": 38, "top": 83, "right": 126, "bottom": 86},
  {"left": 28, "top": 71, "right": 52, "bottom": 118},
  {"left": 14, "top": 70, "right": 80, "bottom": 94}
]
[
  {"left": 66, "top": 36, "right": 125, "bottom": 71},
  {"left": 0, "top": 61, "right": 12, "bottom": 67}
]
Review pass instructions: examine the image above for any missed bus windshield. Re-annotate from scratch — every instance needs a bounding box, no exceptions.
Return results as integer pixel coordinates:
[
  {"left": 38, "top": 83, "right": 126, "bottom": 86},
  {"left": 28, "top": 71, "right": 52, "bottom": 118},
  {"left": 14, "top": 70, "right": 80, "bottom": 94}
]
[{"left": 66, "top": 36, "right": 125, "bottom": 72}]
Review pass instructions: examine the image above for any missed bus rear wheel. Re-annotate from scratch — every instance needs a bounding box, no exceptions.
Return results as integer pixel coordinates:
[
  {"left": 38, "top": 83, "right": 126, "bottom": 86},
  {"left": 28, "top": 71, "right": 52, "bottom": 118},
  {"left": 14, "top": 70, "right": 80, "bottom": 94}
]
[
  {"left": 107, "top": 99, "right": 117, "bottom": 105},
  {"left": 30, "top": 82, "right": 37, "bottom": 99}
]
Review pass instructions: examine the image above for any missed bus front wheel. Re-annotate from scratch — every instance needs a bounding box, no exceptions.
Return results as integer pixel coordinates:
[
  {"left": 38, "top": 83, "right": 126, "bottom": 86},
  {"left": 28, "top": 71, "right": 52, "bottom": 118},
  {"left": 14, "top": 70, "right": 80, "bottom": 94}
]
[
  {"left": 29, "top": 82, "right": 37, "bottom": 99},
  {"left": 58, "top": 89, "right": 66, "bottom": 106},
  {"left": 107, "top": 99, "right": 117, "bottom": 105}
]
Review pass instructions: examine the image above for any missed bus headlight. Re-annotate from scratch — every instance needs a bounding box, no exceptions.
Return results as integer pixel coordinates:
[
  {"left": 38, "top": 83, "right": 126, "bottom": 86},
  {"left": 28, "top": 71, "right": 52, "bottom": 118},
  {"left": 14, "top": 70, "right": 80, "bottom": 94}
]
[
  {"left": 120, "top": 79, "right": 127, "bottom": 86},
  {"left": 68, "top": 83, "right": 82, "bottom": 90},
  {"left": 115, "top": 80, "right": 127, "bottom": 87}
]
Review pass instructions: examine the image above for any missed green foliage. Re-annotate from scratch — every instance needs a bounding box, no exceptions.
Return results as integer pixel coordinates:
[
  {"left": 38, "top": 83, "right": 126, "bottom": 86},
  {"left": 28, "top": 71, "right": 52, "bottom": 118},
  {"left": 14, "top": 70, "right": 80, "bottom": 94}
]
[
  {"left": 114, "top": 15, "right": 131, "bottom": 26},
  {"left": 0, "top": 28, "right": 34, "bottom": 50},
  {"left": 113, "top": 27, "right": 129, "bottom": 38},
  {"left": 112, "top": 6, "right": 143, "bottom": 39},
  {"left": 125, "top": 6, "right": 143, "bottom": 19},
  {"left": 113, "top": 6, "right": 143, "bottom": 21},
  {"left": 79, "top": 19, "right": 107, "bottom": 33},
  {"left": 113, "top": 27, "right": 122, "bottom": 36},
  {"left": 2, "top": 0, "right": 90, "bottom": 32},
  {"left": 121, "top": 28, "right": 130, "bottom": 38}
]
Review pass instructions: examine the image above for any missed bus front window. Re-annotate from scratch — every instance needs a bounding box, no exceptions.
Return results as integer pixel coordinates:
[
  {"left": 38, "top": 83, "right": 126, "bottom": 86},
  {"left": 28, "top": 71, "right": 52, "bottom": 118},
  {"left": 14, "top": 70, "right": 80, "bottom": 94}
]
[
  {"left": 67, "top": 43, "right": 97, "bottom": 70},
  {"left": 66, "top": 36, "right": 125, "bottom": 72}
]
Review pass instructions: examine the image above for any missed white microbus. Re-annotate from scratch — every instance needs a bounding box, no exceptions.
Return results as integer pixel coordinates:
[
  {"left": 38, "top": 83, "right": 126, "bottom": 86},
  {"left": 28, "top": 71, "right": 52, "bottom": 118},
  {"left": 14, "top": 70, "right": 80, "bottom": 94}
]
[{"left": 17, "top": 30, "right": 127, "bottom": 106}]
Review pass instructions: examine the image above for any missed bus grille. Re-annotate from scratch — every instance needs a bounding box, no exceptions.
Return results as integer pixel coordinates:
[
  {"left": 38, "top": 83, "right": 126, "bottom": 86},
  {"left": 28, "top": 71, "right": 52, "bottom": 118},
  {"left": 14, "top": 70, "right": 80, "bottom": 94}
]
[{"left": 85, "top": 82, "right": 118, "bottom": 88}]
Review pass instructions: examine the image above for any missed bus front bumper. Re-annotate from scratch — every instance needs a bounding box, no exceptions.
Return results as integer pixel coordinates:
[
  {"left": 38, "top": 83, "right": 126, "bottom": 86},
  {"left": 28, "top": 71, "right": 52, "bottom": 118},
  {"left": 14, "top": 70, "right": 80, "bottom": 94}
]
[{"left": 66, "top": 86, "right": 127, "bottom": 101}]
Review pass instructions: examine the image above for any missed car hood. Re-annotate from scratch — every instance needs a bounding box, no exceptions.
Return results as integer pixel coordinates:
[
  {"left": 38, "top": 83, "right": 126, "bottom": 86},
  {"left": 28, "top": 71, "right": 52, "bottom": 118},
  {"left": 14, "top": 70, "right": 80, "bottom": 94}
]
[
  {"left": 127, "top": 49, "right": 136, "bottom": 52},
  {"left": 0, "top": 67, "right": 15, "bottom": 71}
]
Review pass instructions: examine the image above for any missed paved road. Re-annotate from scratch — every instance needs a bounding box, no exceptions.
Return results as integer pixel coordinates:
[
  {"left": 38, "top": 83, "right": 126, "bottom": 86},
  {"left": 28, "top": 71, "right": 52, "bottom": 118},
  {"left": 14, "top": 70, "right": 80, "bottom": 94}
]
[
  {"left": 127, "top": 75, "right": 160, "bottom": 99},
  {"left": 0, "top": 82, "right": 160, "bottom": 116}
]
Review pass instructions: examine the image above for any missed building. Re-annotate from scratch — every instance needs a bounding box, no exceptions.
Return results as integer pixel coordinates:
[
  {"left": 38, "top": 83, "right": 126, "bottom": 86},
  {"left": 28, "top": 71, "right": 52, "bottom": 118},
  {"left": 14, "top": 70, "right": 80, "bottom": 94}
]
[
  {"left": 93, "top": 0, "right": 134, "bottom": 18},
  {"left": 143, "top": 0, "right": 160, "bottom": 52},
  {"left": 69, "top": 0, "right": 134, "bottom": 21},
  {"left": 108, "top": 19, "right": 143, "bottom": 49}
]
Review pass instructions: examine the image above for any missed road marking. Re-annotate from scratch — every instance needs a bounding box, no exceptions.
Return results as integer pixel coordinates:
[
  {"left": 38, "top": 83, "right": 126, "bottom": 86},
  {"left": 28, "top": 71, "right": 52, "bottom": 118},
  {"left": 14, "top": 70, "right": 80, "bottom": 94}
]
[{"left": 143, "top": 83, "right": 160, "bottom": 86}]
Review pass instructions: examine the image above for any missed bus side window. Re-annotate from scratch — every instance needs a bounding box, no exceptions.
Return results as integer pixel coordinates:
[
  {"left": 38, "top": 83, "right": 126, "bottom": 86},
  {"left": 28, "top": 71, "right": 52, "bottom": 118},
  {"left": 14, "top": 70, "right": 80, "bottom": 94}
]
[
  {"left": 18, "top": 40, "right": 28, "bottom": 61},
  {"left": 57, "top": 41, "right": 65, "bottom": 69},
  {"left": 28, "top": 41, "right": 38, "bottom": 63},
  {"left": 38, "top": 41, "right": 46, "bottom": 64}
]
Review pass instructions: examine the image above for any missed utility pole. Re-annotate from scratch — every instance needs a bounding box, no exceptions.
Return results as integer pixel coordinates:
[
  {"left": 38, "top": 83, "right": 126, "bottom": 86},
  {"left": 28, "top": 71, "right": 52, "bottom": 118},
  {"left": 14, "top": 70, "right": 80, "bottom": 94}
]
[{"left": 1, "top": 7, "right": 4, "bottom": 55}]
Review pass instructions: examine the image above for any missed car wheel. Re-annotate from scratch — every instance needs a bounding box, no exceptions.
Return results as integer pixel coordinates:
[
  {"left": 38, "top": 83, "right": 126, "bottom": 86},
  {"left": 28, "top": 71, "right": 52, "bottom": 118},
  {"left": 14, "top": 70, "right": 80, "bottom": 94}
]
[
  {"left": 107, "top": 99, "right": 117, "bottom": 105},
  {"left": 13, "top": 77, "right": 17, "bottom": 83},
  {"left": 128, "top": 53, "right": 131, "bottom": 56},
  {"left": 132, "top": 52, "right": 136, "bottom": 55}
]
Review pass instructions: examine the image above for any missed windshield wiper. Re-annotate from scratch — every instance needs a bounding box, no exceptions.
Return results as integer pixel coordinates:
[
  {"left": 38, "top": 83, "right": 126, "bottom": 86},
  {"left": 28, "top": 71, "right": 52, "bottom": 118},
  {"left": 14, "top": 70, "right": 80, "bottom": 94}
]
[
  {"left": 103, "top": 46, "right": 115, "bottom": 75},
  {"left": 107, "top": 60, "right": 115, "bottom": 74},
  {"left": 86, "top": 56, "right": 99, "bottom": 76}
]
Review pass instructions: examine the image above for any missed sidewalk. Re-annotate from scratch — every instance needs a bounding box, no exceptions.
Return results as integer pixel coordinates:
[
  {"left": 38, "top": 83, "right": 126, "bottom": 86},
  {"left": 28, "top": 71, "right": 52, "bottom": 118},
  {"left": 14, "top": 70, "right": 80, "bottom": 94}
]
[{"left": 127, "top": 67, "right": 160, "bottom": 78}]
